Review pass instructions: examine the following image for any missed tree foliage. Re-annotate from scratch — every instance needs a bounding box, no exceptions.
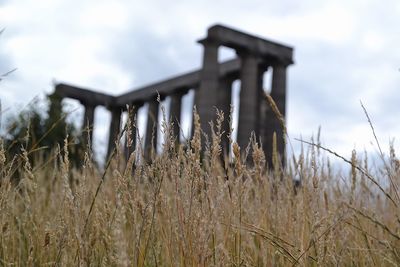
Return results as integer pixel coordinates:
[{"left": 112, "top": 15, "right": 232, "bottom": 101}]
[{"left": 2, "top": 93, "right": 86, "bottom": 168}]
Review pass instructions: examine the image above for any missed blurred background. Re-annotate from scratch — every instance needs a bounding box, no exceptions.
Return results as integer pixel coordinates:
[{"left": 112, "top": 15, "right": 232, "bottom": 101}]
[{"left": 0, "top": 0, "right": 399, "bottom": 163}]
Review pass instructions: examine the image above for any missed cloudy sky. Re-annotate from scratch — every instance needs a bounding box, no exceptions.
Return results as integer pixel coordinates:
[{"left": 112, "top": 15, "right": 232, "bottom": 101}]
[{"left": 1, "top": 0, "right": 399, "bottom": 162}]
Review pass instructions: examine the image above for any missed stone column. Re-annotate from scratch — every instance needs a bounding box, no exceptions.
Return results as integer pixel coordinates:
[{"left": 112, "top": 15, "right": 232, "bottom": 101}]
[
  {"left": 82, "top": 103, "right": 96, "bottom": 147},
  {"left": 264, "top": 63, "right": 287, "bottom": 167},
  {"left": 257, "top": 69, "right": 266, "bottom": 145},
  {"left": 107, "top": 106, "right": 122, "bottom": 159},
  {"left": 145, "top": 98, "right": 159, "bottom": 157},
  {"left": 169, "top": 90, "right": 185, "bottom": 140},
  {"left": 47, "top": 92, "right": 63, "bottom": 121},
  {"left": 252, "top": 64, "right": 270, "bottom": 155},
  {"left": 218, "top": 75, "right": 235, "bottom": 157},
  {"left": 195, "top": 39, "right": 220, "bottom": 141},
  {"left": 237, "top": 51, "right": 260, "bottom": 150},
  {"left": 271, "top": 64, "right": 287, "bottom": 120},
  {"left": 124, "top": 102, "right": 142, "bottom": 160},
  {"left": 191, "top": 85, "right": 199, "bottom": 139}
]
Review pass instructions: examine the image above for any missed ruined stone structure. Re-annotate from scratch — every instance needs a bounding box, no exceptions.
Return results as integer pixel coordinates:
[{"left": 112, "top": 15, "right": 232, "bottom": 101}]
[{"left": 53, "top": 24, "right": 294, "bottom": 166}]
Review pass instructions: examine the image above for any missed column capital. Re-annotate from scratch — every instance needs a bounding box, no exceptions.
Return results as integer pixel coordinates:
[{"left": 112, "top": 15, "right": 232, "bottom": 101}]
[
  {"left": 79, "top": 99, "right": 98, "bottom": 108},
  {"left": 258, "top": 60, "right": 270, "bottom": 72},
  {"left": 270, "top": 58, "right": 291, "bottom": 68},
  {"left": 172, "top": 86, "right": 190, "bottom": 97},
  {"left": 48, "top": 91, "right": 64, "bottom": 101},
  {"left": 223, "top": 73, "right": 239, "bottom": 84},
  {"left": 145, "top": 94, "right": 162, "bottom": 104},
  {"left": 106, "top": 104, "right": 123, "bottom": 112},
  {"left": 197, "top": 37, "right": 220, "bottom": 47},
  {"left": 124, "top": 101, "right": 143, "bottom": 114},
  {"left": 131, "top": 101, "right": 144, "bottom": 109},
  {"left": 236, "top": 48, "right": 259, "bottom": 59}
]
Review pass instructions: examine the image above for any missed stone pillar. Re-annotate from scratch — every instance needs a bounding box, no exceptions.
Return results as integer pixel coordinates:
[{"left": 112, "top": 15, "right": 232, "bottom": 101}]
[
  {"left": 82, "top": 103, "right": 96, "bottom": 147},
  {"left": 107, "top": 106, "right": 122, "bottom": 159},
  {"left": 252, "top": 64, "right": 270, "bottom": 155},
  {"left": 170, "top": 90, "right": 185, "bottom": 140},
  {"left": 237, "top": 51, "right": 260, "bottom": 150},
  {"left": 195, "top": 39, "right": 220, "bottom": 141},
  {"left": 257, "top": 69, "right": 266, "bottom": 145},
  {"left": 218, "top": 75, "right": 235, "bottom": 157},
  {"left": 124, "top": 102, "right": 142, "bottom": 159},
  {"left": 264, "top": 63, "right": 287, "bottom": 167},
  {"left": 145, "top": 98, "right": 159, "bottom": 157},
  {"left": 271, "top": 64, "right": 287, "bottom": 120}
]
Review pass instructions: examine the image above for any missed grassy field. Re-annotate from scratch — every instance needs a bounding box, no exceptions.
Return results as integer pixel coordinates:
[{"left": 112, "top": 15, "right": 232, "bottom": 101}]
[{"left": 0, "top": 108, "right": 399, "bottom": 266}]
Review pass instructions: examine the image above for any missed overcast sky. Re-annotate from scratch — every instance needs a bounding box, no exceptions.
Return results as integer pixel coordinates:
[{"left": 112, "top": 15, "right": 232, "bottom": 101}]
[{"left": 1, "top": 0, "right": 399, "bottom": 162}]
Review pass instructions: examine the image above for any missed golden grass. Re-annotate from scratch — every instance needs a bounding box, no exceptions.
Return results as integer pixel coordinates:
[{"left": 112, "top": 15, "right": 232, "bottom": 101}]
[{"left": 0, "top": 108, "right": 400, "bottom": 266}]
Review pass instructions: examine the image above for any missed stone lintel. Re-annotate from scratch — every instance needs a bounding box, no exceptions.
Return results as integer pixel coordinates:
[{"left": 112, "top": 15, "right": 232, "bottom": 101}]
[
  {"left": 55, "top": 83, "right": 116, "bottom": 107},
  {"left": 200, "top": 24, "right": 294, "bottom": 65},
  {"left": 115, "top": 59, "right": 240, "bottom": 106}
]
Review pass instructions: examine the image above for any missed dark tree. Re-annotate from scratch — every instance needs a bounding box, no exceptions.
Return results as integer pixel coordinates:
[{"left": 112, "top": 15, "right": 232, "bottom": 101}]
[{"left": 2, "top": 93, "right": 86, "bottom": 169}]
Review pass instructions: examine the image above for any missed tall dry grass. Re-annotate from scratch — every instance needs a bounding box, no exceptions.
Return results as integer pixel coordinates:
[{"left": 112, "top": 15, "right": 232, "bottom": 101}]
[{"left": 0, "top": 103, "right": 399, "bottom": 266}]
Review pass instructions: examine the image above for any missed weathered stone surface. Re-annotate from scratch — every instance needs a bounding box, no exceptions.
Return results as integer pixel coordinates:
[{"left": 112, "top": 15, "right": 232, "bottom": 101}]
[
  {"left": 55, "top": 83, "right": 116, "bottom": 107},
  {"left": 115, "top": 59, "right": 240, "bottom": 106},
  {"left": 205, "top": 24, "right": 293, "bottom": 65}
]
